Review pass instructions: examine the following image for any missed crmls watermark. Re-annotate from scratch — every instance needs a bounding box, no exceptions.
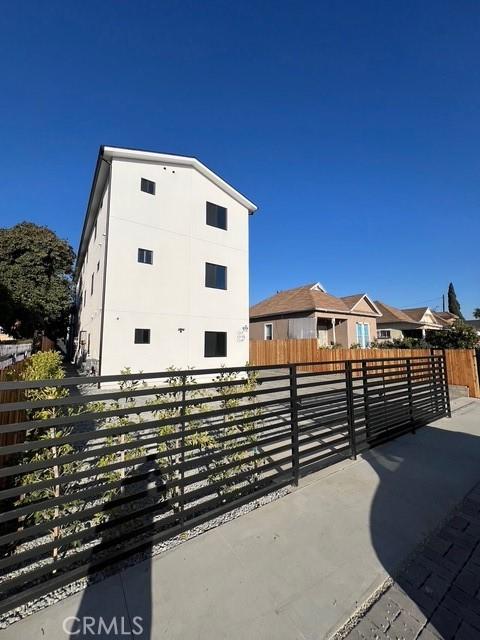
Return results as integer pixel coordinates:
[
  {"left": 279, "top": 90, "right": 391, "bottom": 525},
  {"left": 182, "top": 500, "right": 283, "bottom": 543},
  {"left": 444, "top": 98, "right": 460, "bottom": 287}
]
[{"left": 62, "top": 616, "right": 144, "bottom": 636}]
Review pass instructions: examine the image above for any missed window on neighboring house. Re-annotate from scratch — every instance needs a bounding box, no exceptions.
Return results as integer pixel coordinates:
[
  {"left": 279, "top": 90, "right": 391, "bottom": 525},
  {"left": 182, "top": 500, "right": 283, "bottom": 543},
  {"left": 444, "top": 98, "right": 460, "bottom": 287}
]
[
  {"left": 90, "top": 273, "right": 94, "bottom": 295},
  {"left": 138, "top": 248, "right": 153, "bottom": 265},
  {"left": 204, "top": 331, "right": 227, "bottom": 357},
  {"left": 264, "top": 323, "right": 273, "bottom": 340},
  {"left": 85, "top": 249, "right": 88, "bottom": 264},
  {"left": 205, "top": 262, "right": 227, "bottom": 289},
  {"left": 87, "top": 333, "right": 91, "bottom": 354},
  {"left": 94, "top": 221, "right": 97, "bottom": 240},
  {"left": 141, "top": 178, "right": 156, "bottom": 195},
  {"left": 377, "top": 329, "right": 391, "bottom": 339},
  {"left": 134, "top": 328, "right": 151, "bottom": 344},
  {"left": 356, "top": 322, "right": 370, "bottom": 348},
  {"left": 97, "top": 260, "right": 100, "bottom": 272},
  {"left": 83, "top": 290, "right": 86, "bottom": 306},
  {"left": 206, "top": 202, "right": 227, "bottom": 230}
]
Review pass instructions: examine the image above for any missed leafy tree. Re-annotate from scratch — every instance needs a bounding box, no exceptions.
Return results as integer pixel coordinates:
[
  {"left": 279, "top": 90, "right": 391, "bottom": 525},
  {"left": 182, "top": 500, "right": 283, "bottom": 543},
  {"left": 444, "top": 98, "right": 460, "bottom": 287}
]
[
  {"left": 426, "top": 320, "right": 479, "bottom": 349},
  {"left": 0, "top": 222, "right": 75, "bottom": 338},
  {"left": 447, "top": 282, "right": 464, "bottom": 320},
  {"left": 473, "top": 308, "right": 480, "bottom": 319}
]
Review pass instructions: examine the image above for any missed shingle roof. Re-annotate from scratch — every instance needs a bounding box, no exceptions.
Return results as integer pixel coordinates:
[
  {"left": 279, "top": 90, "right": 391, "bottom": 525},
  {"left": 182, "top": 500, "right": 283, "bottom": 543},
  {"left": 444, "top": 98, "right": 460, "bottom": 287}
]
[
  {"left": 435, "top": 311, "right": 458, "bottom": 320},
  {"left": 374, "top": 301, "right": 419, "bottom": 325},
  {"left": 341, "top": 294, "right": 364, "bottom": 309},
  {"left": 402, "top": 307, "right": 430, "bottom": 323},
  {"left": 250, "top": 284, "right": 352, "bottom": 318}
]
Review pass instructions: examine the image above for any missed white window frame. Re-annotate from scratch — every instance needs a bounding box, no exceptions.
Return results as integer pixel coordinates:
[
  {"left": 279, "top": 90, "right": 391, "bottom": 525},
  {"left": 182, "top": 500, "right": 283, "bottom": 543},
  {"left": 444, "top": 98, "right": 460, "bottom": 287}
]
[
  {"left": 264, "top": 323, "right": 273, "bottom": 340},
  {"left": 356, "top": 322, "right": 370, "bottom": 348}
]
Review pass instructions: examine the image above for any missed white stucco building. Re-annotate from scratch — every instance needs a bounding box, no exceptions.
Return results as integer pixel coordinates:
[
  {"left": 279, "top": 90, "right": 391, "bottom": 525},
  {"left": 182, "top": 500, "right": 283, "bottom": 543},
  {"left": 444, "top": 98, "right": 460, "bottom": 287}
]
[{"left": 73, "top": 146, "right": 257, "bottom": 376}]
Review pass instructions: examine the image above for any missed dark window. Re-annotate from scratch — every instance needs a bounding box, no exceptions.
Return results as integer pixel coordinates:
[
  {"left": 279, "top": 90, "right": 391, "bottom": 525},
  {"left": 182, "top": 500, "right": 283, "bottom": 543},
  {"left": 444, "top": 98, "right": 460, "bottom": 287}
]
[
  {"left": 206, "top": 202, "right": 227, "bottom": 230},
  {"left": 378, "top": 329, "right": 391, "bottom": 339},
  {"left": 134, "top": 328, "right": 151, "bottom": 344},
  {"left": 97, "top": 260, "right": 100, "bottom": 272},
  {"left": 138, "top": 248, "right": 153, "bottom": 265},
  {"left": 141, "top": 178, "right": 156, "bottom": 195},
  {"left": 205, "top": 262, "right": 227, "bottom": 289},
  {"left": 94, "top": 221, "right": 97, "bottom": 240},
  {"left": 204, "top": 331, "right": 227, "bottom": 357},
  {"left": 90, "top": 273, "right": 94, "bottom": 295}
]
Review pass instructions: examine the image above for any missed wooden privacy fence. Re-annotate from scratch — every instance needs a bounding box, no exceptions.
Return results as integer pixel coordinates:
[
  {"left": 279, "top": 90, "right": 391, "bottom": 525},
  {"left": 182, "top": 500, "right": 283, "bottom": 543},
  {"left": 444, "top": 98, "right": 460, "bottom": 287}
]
[
  {"left": 249, "top": 340, "right": 480, "bottom": 398},
  {"left": 0, "top": 361, "right": 27, "bottom": 489}
]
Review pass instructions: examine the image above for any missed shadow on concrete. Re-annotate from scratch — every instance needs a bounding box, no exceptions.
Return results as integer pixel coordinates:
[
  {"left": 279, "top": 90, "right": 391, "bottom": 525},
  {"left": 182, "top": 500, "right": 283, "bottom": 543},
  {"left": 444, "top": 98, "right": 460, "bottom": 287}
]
[
  {"left": 367, "top": 417, "right": 480, "bottom": 638},
  {"left": 69, "top": 459, "right": 164, "bottom": 640}
]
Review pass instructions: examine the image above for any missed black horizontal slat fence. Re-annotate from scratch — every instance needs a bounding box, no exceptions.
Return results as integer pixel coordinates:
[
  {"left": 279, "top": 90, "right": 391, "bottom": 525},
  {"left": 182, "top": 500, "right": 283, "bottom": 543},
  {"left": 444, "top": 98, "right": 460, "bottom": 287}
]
[{"left": 0, "top": 354, "right": 450, "bottom": 613}]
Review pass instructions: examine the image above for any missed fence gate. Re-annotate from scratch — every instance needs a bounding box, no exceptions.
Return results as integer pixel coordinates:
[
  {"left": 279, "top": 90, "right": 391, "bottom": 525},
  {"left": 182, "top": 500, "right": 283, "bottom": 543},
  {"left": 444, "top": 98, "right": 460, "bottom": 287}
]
[{"left": 359, "top": 354, "right": 451, "bottom": 446}]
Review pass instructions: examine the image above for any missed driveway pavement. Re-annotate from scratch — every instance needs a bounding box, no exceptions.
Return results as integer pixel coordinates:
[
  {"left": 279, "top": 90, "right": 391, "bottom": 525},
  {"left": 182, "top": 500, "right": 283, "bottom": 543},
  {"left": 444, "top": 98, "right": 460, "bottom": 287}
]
[{"left": 2, "top": 397, "right": 480, "bottom": 640}]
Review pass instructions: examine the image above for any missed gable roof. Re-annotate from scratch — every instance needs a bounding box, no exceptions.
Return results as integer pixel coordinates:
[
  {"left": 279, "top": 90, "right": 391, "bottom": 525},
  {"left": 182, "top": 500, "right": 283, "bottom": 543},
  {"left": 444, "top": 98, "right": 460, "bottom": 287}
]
[
  {"left": 432, "top": 311, "right": 458, "bottom": 328},
  {"left": 76, "top": 145, "right": 257, "bottom": 277},
  {"left": 435, "top": 311, "right": 458, "bottom": 321},
  {"left": 374, "top": 301, "right": 419, "bottom": 325},
  {"left": 250, "top": 284, "right": 379, "bottom": 319},
  {"left": 341, "top": 294, "right": 381, "bottom": 316},
  {"left": 402, "top": 307, "right": 431, "bottom": 323}
]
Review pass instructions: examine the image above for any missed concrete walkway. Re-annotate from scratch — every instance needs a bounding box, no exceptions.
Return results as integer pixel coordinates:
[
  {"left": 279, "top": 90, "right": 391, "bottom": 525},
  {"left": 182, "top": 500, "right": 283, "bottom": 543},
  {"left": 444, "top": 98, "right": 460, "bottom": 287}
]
[{"left": 2, "top": 397, "right": 480, "bottom": 640}]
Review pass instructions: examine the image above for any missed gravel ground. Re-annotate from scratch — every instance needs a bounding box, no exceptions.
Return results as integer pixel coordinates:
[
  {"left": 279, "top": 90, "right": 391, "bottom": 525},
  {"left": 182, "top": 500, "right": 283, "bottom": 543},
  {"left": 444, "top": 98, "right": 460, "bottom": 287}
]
[{"left": 0, "top": 485, "right": 290, "bottom": 629}]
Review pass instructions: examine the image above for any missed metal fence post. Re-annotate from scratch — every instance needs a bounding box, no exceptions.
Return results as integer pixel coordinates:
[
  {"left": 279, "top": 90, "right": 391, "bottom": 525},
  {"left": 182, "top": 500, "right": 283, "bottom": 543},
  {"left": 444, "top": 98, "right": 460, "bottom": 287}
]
[
  {"left": 406, "top": 358, "right": 415, "bottom": 433},
  {"left": 289, "top": 365, "right": 300, "bottom": 485},
  {"left": 345, "top": 361, "right": 357, "bottom": 460},
  {"left": 442, "top": 349, "right": 452, "bottom": 418},
  {"left": 179, "top": 374, "right": 186, "bottom": 527},
  {"left": 361, "top": 360, "right": 370, "bottom": 442}
]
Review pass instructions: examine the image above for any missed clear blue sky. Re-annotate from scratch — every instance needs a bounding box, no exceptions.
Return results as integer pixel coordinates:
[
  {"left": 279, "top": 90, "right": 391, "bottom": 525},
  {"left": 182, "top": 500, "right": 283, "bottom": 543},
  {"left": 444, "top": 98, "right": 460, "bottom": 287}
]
[{"left": 1, "top": 1, "right": 478, "bottom": 316}]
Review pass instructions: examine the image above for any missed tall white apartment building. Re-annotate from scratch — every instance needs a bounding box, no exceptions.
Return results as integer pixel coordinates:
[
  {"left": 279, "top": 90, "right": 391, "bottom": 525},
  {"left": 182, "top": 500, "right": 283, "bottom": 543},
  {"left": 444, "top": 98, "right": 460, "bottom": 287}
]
[{"left": 74, "top": 146, "right": 257, "bottom": 376}]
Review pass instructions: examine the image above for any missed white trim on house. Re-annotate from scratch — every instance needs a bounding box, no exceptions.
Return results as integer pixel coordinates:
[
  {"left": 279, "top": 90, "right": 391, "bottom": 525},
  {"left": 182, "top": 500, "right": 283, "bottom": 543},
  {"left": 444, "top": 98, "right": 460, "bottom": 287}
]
[
  {"left": 349, "top": 294, "right": 382, "bottom": 317},
  {"left": 102, "top": 147, "right": 258, "bottom": 213},
  {"left": 264, "top": 323, "right": 273, "bottom": 340}
]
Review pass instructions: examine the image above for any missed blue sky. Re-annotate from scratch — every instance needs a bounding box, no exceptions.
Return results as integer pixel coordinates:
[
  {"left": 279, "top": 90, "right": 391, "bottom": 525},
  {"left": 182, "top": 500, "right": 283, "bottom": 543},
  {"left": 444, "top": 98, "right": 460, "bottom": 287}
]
[{"left": 1, "top": 1, "right": 478, "bottom": 316}]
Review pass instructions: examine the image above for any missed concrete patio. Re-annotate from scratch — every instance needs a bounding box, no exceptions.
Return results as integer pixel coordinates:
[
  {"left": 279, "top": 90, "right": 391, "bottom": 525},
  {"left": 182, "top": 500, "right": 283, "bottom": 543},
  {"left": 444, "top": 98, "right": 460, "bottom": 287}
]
[{"left": 2, "top": 396, "right": 480, "bottom": 640}]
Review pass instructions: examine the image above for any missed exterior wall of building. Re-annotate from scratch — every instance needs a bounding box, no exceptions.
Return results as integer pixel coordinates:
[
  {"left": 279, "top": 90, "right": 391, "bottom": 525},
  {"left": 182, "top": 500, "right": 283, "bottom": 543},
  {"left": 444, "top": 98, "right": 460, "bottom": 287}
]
[
  {"left": 75, "top": 180, "right": 110, "bottom": 370},
  {"left": 375, "top": 327, "right": 404, "bottom": 342},
  {"left": 97, "top": 158, "right": 250, "bottom": 375},
  {"left": 345, "top": 316, "right": 378, "bottom": 347},
  {"left": 250, "top": 311, "right": 378, "bottom": 347}
]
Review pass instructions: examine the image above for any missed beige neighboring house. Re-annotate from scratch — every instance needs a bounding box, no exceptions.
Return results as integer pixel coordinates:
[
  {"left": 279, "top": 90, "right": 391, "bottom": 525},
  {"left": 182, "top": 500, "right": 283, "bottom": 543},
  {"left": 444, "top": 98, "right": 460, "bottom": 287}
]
[
  {"left": 375, "top": 302, "right": 444, "bottom": 342},
  {"left": 250, "top": 283, "right": 381, "bottom": 348}
]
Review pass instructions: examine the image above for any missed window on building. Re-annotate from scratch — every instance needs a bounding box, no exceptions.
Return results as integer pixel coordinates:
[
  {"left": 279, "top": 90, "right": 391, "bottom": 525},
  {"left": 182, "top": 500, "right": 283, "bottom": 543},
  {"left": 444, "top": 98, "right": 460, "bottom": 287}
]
[
  {"left": 205, "top": 262, "right": 227, "bottom": 289},
  {"left": 356, "top": 323, "right": 370, "bottom": 348},
  {"left": 206, "top": 202, "right": 227, "bottom": 230},
  {"left": 377, "top": 329, "right": 391, "bottom": 339},
  {"left": 204, "top": 331, "right": 227, "bottom": 357},
  {"left": 90, "top": 273, "right": 94, "bottom": 295},
  {"left": 94, "top": 221, "right": 97, "bottom": 240},
  {"left": 97, "top": 260, "right": 100, "bottom": 272},
  {"left": 134, "top": 328, "right": 151, "bottom": 344},
  {"left": 141, "top": 178, "right": 156, "bottom": 195},
  {"left": 264, "top": 323, "right": 273, "bottom": 340},
  {"left": 138, "top": 248, "right": 153, "bottom": 265},
  {"left": 83, "top": 290, "right": 86, "bottom": 306}
]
